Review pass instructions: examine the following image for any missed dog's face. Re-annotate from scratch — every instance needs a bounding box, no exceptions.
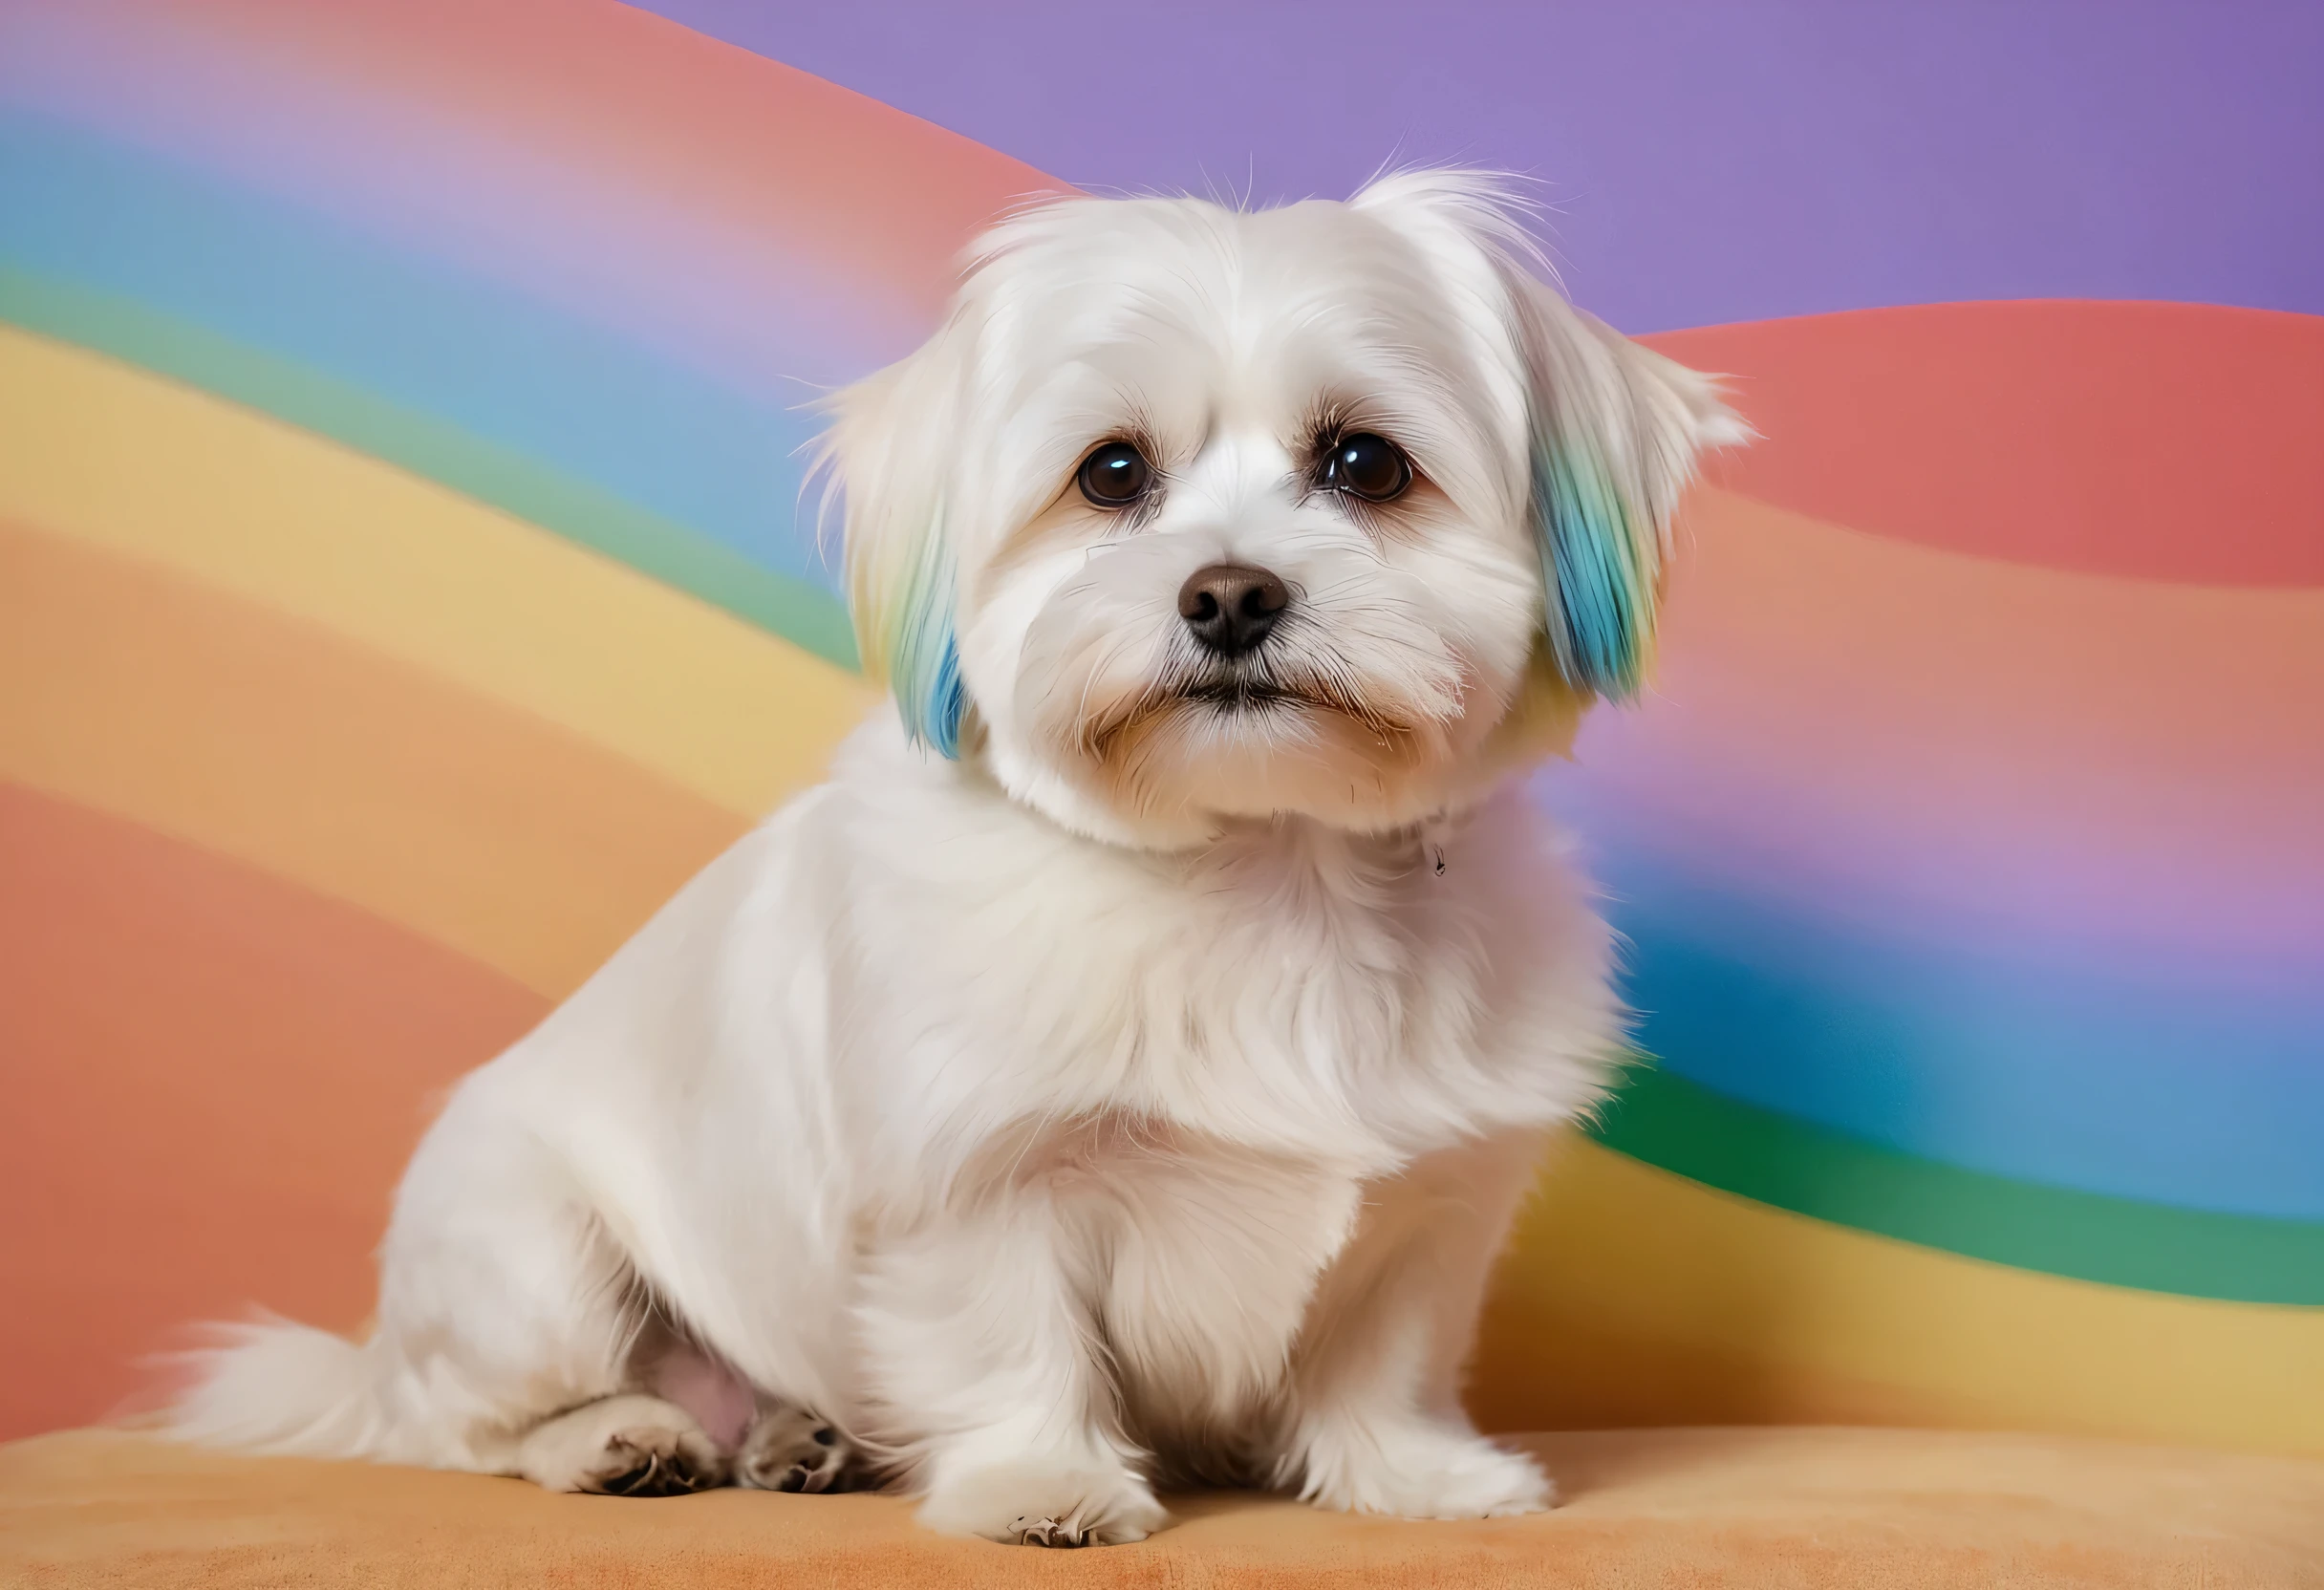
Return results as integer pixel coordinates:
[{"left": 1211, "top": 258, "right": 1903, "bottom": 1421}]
[{"left": 827, "top": 172, "right": 1743, "bottom": 847}]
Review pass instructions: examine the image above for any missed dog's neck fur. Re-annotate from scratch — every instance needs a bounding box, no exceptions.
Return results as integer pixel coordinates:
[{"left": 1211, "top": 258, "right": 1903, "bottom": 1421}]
[{"left": 958, "top": 718, "right": 1495, "bottom": 867}]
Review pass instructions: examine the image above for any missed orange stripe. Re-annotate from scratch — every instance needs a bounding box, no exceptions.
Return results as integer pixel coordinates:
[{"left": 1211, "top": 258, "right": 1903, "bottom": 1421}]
[
  {"left": 1657, "top": 491, "right": 2324, "bottom": 760},
  {"left": 0, "top": 783, "right": 549, "bottom": 1440},
  {"left": 0, "top": 522, "right": 749, "bottom": 997},
  {"left": 1648, "top": 302, "right": 2324, "bottom": 586}
]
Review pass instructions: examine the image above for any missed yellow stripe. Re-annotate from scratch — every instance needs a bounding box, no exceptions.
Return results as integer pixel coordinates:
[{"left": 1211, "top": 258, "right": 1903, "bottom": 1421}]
[
  {"left": 0, "top": 324, "right": 876, "bottom": 819},
  {"left": 1475, "top": 1139, "right": 2324, "bottom": 1458},
  {"left": 0, "top": 526, "right": 746, "bottom": 998},
  {"left": 11, "top": 326, "right": 2316, "bottom": 1456}
]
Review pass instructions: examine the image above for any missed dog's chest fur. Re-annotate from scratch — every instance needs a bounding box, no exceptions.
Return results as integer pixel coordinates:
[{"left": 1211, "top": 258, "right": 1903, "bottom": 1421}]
[
  {"left": 1009, "top": 1111, "right": 1367, "bottom": 1464},
  {"left": 842, "top": 764, "right": 1519, "bottom": 1173},
  {"left": 814, "top": 747, "right": 1604, "bottom": 1457}
]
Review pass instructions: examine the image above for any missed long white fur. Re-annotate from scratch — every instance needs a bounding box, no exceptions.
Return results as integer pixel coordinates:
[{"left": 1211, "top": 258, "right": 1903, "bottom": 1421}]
[{"left": 168, "top": 170, "right": 1739, "bottom": 1544}]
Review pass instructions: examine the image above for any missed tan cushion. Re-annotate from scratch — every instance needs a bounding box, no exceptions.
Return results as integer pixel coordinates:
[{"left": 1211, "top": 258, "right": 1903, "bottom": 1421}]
[{"left": 3, "top": 1426, "right": 2317, "bottom": 1588}]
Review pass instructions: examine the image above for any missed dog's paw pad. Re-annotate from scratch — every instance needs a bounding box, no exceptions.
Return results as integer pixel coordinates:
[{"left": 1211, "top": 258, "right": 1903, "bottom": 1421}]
[
  {"left": 519, "top": 1394, "right": 727, "bottom": 1496},
  {"left": 736, "top": 1404, "right": 857, "bottom": 1494},
  {"left": 589, "top": 1425, "right": 723, "bottom": 1496},
  {"left": 919, "top": 1460, "right": 1165, "bottom": 1547},
  {"left": 1304, "top": 1429, "right": 1554, "bottom": 1520}
]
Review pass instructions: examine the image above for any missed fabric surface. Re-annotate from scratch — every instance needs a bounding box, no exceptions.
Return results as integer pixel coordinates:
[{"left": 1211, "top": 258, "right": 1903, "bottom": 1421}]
[{"left": 2, "top": 1426, "right": 2316, "bottom": 1589}]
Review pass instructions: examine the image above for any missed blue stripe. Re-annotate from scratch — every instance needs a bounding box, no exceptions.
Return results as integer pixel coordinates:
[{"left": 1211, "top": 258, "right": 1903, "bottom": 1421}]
[
  {"left": 0, "top": 109, "right": 843, "bottom": 595},
  {"left": 1561, "top": 820, "right": 2324, "bottom": 1222}
]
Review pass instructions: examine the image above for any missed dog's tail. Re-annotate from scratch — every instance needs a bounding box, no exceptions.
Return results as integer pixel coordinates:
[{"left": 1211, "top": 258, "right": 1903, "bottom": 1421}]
[{"left": 163, "top": 1313, "right": 398, "bottom": 1460}]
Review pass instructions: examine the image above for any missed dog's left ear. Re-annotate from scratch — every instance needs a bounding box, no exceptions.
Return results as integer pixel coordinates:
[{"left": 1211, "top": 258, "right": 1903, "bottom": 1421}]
[
  {"left": 1511, "top": 290, "right": 1749, "bottom": 700},
  {"left": 1354, "top": 171, "right": 1748, "bottom": 702},
  {"left": 819, "top": 326, "right": 972, "bottom": 758}
]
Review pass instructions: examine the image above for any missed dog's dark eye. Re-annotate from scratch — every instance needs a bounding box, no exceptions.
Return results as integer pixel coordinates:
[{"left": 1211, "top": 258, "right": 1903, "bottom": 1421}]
[
  {"left": 1078, "top": 441, "right": 1151, "bottom": 508},
  {"left": 1321, "top": 432, "right": 1411, "bottom": 503}
]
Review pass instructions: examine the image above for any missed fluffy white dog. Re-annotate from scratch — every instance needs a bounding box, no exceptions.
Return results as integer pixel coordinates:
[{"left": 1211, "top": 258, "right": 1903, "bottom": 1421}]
[{"left": 171, "top": 170, "right": 1741, "bottom": 1545}]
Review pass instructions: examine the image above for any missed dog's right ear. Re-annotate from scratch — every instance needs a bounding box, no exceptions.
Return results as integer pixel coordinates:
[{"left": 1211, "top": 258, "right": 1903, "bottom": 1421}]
[{"left": 819, "top": 331, "right": 971, "bottom": 759}]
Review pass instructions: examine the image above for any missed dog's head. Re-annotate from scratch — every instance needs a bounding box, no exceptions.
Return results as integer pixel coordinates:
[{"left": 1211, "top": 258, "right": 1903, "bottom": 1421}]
[{"left": 823, "top": 171, "right": 1745, "bottom": 847}]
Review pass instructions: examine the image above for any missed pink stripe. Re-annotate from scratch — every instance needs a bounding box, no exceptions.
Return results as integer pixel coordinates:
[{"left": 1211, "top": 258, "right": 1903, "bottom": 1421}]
[{"left": 1554, "top": 488, "right": 2324, "bottom": 966}]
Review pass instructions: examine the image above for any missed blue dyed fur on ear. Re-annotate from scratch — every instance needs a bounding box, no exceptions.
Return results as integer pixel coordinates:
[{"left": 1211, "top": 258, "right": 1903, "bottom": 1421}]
[
  {"left": 878, "top": 523, "right": 969, "bottom": 760},
  {"left": 1533, "top": 441, "right": 1657, "bottom": 702},
  {"left": 912, "top": 629, "right": 968, "bottom": 759}
]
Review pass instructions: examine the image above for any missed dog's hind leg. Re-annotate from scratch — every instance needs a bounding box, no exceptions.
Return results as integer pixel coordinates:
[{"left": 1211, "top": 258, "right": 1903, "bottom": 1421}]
[{"left": 177, "top": 1097, "right": 692, "bottom": 1492}]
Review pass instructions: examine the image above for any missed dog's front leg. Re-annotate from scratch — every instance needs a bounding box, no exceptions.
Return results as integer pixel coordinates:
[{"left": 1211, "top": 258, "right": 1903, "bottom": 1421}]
[
  {"left": 1275, "top": 1128, "right": 1556, "bottom": 1519},
  {"left": 857, "top": 1188, "right": 1165, "bottom": 1546}
]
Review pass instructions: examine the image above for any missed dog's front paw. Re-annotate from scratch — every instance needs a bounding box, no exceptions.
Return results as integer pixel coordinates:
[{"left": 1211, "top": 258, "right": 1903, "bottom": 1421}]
[
  {"left": 919, "top": 1458, "right": 1167, "bottom": 1546},
  {"left": 1301, "top": 1425, "right": 1554, "bottom": 1520},
  {"left": 520, "top": 1393, "right": 728, "bottom": 1496},
  {"left": 736, "top": 1402, "right": 857, "bottom": 1494}
]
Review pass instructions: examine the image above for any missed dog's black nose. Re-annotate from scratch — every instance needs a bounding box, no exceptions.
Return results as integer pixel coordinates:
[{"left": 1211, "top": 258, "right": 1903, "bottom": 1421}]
[{"left": 1178, "top": 563, "right": 1290, "bottom": 655}]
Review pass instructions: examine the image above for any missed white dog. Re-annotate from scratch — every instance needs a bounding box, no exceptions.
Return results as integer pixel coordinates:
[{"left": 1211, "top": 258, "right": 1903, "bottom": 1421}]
[{"left": 171, "top": 170, "right": 1741, "bottom": 1545}]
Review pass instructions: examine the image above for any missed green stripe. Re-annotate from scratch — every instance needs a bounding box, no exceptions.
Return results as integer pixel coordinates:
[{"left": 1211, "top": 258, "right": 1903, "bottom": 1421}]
[
  {"left": 19, "top": 269, "right": 2319, "bottom": 1308},
  {"left": 1589, "top": 1064, "right": 2324, "bottom": 1305},
  {"left": 0, "top": 266, "right": 859, "bottom": 671}
]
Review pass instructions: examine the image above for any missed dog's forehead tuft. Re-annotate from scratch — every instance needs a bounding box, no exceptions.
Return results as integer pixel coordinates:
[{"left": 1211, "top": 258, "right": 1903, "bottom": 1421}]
[{"left": 960, "top": 193, "right": 1496, "bottom": 402}]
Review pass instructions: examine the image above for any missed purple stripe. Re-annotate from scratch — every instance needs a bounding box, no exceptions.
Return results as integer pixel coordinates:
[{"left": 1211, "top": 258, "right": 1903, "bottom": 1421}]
[{"left": 640, "top": 0, "right": 2324, "bottom": 332}]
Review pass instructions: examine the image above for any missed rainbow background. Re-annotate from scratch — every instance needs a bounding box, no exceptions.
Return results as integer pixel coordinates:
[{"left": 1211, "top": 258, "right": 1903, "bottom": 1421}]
[{"left": 1, "top": 1, "right": 2317, "bottom": 1455}]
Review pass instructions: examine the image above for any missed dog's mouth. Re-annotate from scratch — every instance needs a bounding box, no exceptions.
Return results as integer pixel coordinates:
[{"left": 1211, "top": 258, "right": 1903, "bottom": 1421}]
[
  {"left": 1178, "top": 677, "right": 1310, "bottom": 715},
  {"left": 1079, "top": 656, "right": 1424, "bottom": 764}
]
